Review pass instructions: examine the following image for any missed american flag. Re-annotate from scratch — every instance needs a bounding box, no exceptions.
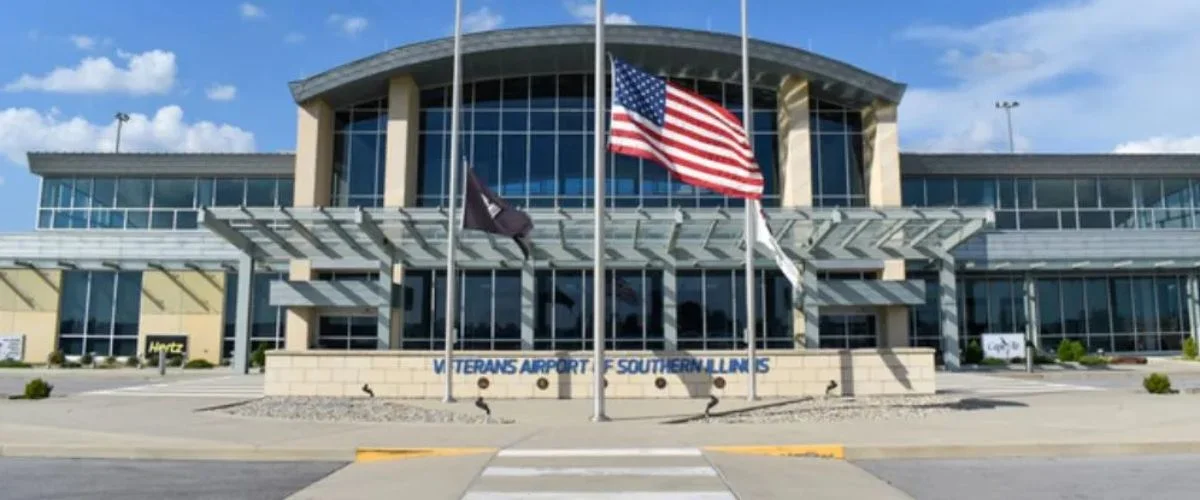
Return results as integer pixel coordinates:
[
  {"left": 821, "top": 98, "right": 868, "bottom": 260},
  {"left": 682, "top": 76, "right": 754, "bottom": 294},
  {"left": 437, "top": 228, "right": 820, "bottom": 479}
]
[{"left": 608, "top": 58, "right": 765, "bottom": 200}]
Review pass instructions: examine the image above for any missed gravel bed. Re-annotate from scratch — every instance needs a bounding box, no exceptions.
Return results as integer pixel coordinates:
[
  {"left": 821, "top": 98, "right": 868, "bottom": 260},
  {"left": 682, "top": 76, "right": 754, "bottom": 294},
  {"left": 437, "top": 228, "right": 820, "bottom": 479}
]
[
  {"left": 690, "top": 394, "right": 994, "bottom": 424},
  {"left": 215, "top": 396, "right": 514, "bottom": 424}
]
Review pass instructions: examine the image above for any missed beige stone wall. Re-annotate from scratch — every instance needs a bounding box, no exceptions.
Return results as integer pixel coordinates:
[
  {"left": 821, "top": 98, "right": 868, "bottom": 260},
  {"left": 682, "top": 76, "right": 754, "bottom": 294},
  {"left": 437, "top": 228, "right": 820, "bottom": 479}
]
[
  {"left": 384, "top": 75, "right": 420, "bottom": 207},
  {"left": 865, "top": 102, "right": 909, "bottom": 347},
  {"left": 138, "top": 270, "right": 226, "bottom": 363},
  {"left": 265, "top": 349, "right": 935, "bottom": 399},
  {"left": 0, "top": 269, "right": 61, "bottom": 363},
  {"left": 293, "top": 99, "right": 334, "bottom": 207},
  {"left": 284, "top": 259, "right": 315, "bottom": 351},
  {"left": 776, "top": 76, "right": 815, "bottom": 344}
]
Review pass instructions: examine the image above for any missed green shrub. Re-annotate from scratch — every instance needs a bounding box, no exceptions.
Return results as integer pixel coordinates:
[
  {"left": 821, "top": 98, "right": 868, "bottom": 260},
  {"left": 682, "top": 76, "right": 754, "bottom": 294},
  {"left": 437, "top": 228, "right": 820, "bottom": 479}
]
[
  {"left": 79, "top": 352, "right": 94, "bottom": 366},
  {"left": 23, "top": 378, "right": 53, "bottom": 399},
  {"left": 980, "top": 357, "right": 1008, "bottom": 366},
  {"left": 61, "top": 361, "right": 82, "bottom": 369},
  {"left": 1184, "top": 337, "right": 1199, "bottom": 360},
  {"left": 1078, "top": 355, "right": 1109, "bottom": 367},
  {"left": 0, "top": 359, "right": 32, "bottom": 368},
  {"left": 251, "top": 344, "right": 268, "bottom": 369},
  {"left": 166, "top": 355, "right": 184, "bottom": 368},
  {"left": 1144, "top": 373, "right": 1173, "bottom": 394},
  {"left": 963, "top": 340, "right": 985, "bottom": 365},
  {"left": 46, "top": 350, "right": 64, "bottom": 366},
  {"left": 1057, "top": 340, "right": 1086, "bottom": 362},
  {"left": 103, "top": 355, "right": 117, "bottom": 366},
  {"left": 183, "top": 358, "right": 214, "bottom": 369},
  {"left": 125, "top": 356, "right": 139, "bottom": 367}
]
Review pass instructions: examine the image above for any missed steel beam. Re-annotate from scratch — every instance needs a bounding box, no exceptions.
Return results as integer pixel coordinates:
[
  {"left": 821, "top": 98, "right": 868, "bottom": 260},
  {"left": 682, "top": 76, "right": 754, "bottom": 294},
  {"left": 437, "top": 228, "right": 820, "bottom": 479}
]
[{"left": 241, "top": 206, "right": 303, "bottom": 258}]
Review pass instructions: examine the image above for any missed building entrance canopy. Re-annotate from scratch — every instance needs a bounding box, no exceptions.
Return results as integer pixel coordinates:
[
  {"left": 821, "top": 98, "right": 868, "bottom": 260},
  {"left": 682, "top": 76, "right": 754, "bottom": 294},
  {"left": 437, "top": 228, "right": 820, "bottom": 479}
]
[{"left": 199, "top": 206, "right": 994, "bottom": 269}]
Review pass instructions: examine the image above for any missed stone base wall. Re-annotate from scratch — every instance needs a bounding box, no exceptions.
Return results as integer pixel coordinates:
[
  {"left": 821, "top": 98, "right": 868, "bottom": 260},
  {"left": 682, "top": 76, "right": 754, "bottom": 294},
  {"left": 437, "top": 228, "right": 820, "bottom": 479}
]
[{"left": 264, "top": 349, "right": 935, "bottom": 399}]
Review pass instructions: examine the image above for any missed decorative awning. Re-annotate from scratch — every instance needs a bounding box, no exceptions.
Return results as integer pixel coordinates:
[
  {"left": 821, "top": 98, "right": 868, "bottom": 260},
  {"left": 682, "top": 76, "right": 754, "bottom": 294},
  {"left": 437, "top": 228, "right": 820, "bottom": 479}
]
[
  {"left": 199, "top": 206, "right": 994, "bottom": 269},
  {"left": 0, "top": 231, "right": 284, "bottom": 272}
]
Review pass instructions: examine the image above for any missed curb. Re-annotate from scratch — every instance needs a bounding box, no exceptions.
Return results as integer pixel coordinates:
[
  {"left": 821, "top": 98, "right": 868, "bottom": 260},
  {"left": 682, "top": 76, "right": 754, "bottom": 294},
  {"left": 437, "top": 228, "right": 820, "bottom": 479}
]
[
  {"left": 356, "top": 447, "right": 496, "bottom": 463},
  {"left": 843, "top": 441, "right": 1200, "bottom": 460},
  {"left": 0, "top": 444, "right": 353, "bottom": 462}
]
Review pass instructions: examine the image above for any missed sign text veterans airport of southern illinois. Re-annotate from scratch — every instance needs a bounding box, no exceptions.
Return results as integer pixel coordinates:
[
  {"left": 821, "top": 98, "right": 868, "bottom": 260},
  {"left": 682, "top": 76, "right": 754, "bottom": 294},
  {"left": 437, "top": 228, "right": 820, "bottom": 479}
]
[{"left": 433, "top": 357, "right": 771, "bottom": 376}]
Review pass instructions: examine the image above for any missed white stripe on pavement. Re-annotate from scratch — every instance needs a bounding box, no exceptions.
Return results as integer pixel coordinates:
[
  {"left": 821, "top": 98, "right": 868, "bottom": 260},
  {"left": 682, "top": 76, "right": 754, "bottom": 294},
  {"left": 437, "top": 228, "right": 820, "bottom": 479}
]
[
  {"left": 482, "top": 466, "right": 718, "bottom": 477},
  {"left": 462, "top": 493, "right": 736, "bottom": 500},
  {"left": 497, "top": 448, "right": 702, "bottom": 458}
]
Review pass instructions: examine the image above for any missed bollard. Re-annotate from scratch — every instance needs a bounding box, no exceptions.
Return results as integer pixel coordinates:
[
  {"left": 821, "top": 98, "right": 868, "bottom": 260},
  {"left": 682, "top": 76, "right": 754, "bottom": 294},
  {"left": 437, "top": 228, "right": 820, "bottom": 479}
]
[{"left": 158, "top": 350, "right": 166, "bottom": 377}]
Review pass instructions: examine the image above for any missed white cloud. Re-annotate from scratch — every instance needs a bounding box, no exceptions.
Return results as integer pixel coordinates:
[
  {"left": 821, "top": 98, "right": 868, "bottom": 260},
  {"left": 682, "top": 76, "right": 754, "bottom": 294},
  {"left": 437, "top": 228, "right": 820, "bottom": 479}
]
[
  {"left": 240, "top": 3, "right": 264, "bottom": 19},
  {"left": 69, "top": 35, "right": 96, "bottom": 50},
  {"left": 897, "top": 0, "right": 1200, "bottom": 153},
  {"left": 283, "top": 32, "right": 306, "bottom": 44},
  {"left": 3, "top": 50, "right": 176, "bottom": 95},
  {"left": 0, "top": 106, "right": 255, "bottom": 165},
  {"left": 328, "top": 14, "right": 369, "bottom": 37},
  {"left": 565, "top": 1, "right": 636, "bottom": 25},
  {"left": 462, "top": 7, "right": 503, "bottom": 33},
  {"left": 205, "top": 84, "right": 237, "bottom": 101},
  {"left": 1114, "top": 135, "right": 1200, "bottom": 154}
]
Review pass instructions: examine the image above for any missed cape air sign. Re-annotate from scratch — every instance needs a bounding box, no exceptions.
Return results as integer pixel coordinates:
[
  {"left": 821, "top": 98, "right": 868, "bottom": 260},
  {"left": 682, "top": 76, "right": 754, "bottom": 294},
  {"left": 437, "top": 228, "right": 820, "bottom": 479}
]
[
  {"left": 0, "top": 335, "right": 24, "bottom": 361},
  {"left": 433, "top": 356, "right": 770, "bottom": 376}
]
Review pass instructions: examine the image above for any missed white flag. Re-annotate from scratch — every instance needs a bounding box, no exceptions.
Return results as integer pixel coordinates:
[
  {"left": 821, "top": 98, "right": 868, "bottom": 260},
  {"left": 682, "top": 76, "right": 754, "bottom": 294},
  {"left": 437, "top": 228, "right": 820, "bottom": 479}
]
[{"left": 751, "top": 199, "right": 802, "bottom": 293}]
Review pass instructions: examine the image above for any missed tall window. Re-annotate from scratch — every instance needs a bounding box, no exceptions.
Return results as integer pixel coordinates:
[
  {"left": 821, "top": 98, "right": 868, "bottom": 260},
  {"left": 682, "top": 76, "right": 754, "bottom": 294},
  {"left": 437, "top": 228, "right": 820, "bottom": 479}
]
[
  {"left": 533, "top": 269, "right": 665, "bottom": 351},
  {"left": 416, "top": 74, "right": 779, "bottom": 208},
  {"left": 810, "top": 99, "right": 866, "bottom": 207},
  {"left": 818, "top": 314, "right": 877, "bottom": 349},
  {"left": 903, "top": 176, "right": 1199, "bottom": 230},
  {"left": 39, "top": 176, "right": 293, "bottom": 230},
  {"left": 676, "top": 269, "right": 793, "bottom": 350},
  {"left": 400, "top": 269, "right": 522, "bottom": 350},
  {"left": 221, "top": 272, "right": 287, "bottom": 359},
  {"left": 332, "top": 99, "right": 388, "bottom": 207},
  {"left": 58, "top": 271, "right": 142, "bottom": 357}
]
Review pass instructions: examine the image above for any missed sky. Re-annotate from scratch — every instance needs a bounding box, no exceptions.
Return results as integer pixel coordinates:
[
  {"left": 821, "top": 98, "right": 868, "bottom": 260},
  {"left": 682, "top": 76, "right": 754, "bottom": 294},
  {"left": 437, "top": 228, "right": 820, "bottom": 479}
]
[{"left": 2, "top": 0, "right": 1199, "bottom": 231}]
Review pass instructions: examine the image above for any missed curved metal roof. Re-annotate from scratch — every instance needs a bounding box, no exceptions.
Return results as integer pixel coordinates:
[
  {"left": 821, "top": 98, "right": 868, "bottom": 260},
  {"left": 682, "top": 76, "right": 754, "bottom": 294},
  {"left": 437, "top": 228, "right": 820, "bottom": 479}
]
[{"left": 289, "top": 25, "right": 906, "bottom": 108}]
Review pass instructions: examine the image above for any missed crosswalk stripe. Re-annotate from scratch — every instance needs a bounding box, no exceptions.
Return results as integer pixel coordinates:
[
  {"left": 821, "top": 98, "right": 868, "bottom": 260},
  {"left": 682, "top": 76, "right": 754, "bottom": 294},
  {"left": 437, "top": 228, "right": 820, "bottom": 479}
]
[
  {"left": 81, "top": 375, "right": 263, "bottom": 398},
  {"left": 497, "top": 448, "right": 701, "bottom": 458},
  {"left": 937, "top": 373, "right": 1103, "bottom": 396},
  {"left": 462, "top": 493, "right": 736, "bottom": 500},
  {"left": 482, "top": 467, "right": 717, "bottom": 477}
]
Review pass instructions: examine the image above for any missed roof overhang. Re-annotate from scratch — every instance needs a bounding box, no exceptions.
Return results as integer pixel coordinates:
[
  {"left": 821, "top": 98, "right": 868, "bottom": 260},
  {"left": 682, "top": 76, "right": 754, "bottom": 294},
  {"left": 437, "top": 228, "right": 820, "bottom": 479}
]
[
  {"left": 289, "top": 25, "right": 906, "bottom": 108},
  {"left": 27, "top": 153, "right": 296, "bottom": 177},
  {"left": 0, "top": 231, "right": 286, "bottom": 272},
  {"left": 901, "top": 153, "right": 1200, "bottom": 177},
  {"left": 199, "top": 206, "right": 993, "bottom": 269}
]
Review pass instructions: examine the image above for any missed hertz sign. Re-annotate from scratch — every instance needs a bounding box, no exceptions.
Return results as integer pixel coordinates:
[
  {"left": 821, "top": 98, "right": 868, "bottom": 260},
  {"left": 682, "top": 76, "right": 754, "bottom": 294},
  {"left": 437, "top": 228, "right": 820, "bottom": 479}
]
[{"left": 144, "top": 335, "right": 188, "bottom": 357}]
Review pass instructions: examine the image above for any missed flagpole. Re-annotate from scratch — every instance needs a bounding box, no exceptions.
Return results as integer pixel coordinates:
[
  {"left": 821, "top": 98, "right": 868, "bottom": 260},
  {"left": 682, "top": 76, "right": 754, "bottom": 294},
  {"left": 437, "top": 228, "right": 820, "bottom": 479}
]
[
  {"left": 592, "top": 0, "right": 609, "bottom": 422},
  {"left": 741, "top": 0, "right": 758, "bottom": 402},
  {"left": 443, "top": 0, "right": 463, "bottom": 403}
]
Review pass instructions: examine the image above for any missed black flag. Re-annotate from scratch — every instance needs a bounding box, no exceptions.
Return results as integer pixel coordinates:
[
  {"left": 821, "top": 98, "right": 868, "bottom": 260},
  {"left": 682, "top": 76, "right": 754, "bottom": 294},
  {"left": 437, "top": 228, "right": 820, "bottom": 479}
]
[{"left": 462, "top": 166, "right": 534, "bottom": 260}]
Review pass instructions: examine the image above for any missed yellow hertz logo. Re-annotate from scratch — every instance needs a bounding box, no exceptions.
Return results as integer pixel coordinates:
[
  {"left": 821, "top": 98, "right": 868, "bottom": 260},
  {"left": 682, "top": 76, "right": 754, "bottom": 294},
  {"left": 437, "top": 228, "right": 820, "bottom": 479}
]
[{"left": 146, "top": 341, "right": 185, "bottom": 354}]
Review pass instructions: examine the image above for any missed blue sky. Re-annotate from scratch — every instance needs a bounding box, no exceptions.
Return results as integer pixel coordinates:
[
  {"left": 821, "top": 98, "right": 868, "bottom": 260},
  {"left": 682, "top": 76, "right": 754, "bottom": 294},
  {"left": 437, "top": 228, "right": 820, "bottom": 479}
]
[{"left": 2, "top": 0, "right": 1199, "bottom": 231}]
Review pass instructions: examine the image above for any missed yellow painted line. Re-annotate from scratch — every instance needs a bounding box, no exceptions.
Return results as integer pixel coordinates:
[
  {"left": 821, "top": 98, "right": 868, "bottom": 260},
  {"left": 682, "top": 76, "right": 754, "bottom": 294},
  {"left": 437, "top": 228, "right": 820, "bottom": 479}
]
[
  {"left": 704, "top": 444, "right": 845, "bottom": 460},
  {"left": 355, "top": 447, "right": 496, "bottom": 463}
]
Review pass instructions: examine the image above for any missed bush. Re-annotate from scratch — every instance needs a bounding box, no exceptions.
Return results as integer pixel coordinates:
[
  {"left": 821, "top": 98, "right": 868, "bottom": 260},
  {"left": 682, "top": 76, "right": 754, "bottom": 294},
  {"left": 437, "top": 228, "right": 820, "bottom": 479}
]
[
  {"left": 166, "top": 355, "right": 184, "bottom": 368},
  {"left": 23, "top": 378, "right": 53, "bottom": 399},
  {"left": 183, "top": 359, "right": 214, "bottom": 369},
  {"left": 980, "top": 357, "right": 1008, "bottom": 366},
  {"left": 103, "top": 356, "right": 117, "bottom": 366},
  {"left": 0, "top": 359, "right": 32, "bottom": 368},
  {"left": 79, "top": 352, "right": 94, "bottom": 366},
  {"left": 1144, "top": 373, "right": 1173, "bottom": 394},
  {"left": 963, "top": 340, "right": 985, "bottom": 365},
  {"left": 1057, "top": 340, "right": 1086, "bottom": 362},
  {"left": 46, "top": 350, "right": 64, "bottom": 366},
  {"left": 1111, "top": 356, "right": 1148, "bottom": 365},
  {"left": 1078, "top": 355, "right": 1109, "bottom": 367},
  {"left": 1185, "top": 337, "right": 1199, "bottom": 360},
  {"left": 125, "top": 356, "right": 139, "bottom": 367},
  {"left": 251, "top": 344, "right": 268, "bottom": 369},
  {"left": 61, "top": 361, "right": 82, "bottom": 369}
]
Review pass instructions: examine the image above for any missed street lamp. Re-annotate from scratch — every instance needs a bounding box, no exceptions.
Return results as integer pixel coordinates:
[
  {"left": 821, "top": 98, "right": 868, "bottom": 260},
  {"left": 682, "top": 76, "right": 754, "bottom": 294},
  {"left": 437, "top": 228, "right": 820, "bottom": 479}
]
[
  {"left": 994, "top": 101, "right": 1019, "bottom": 153},
  {"left": 114, "top": 112, "right": 130, "bottom": 153}
]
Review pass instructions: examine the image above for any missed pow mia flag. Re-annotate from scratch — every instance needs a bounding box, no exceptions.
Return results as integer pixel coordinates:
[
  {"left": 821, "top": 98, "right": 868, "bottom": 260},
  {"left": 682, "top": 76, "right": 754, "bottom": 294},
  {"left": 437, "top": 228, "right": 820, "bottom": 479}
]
[{"left": 461, "top": 166, "right": 534, "bottom": 260}]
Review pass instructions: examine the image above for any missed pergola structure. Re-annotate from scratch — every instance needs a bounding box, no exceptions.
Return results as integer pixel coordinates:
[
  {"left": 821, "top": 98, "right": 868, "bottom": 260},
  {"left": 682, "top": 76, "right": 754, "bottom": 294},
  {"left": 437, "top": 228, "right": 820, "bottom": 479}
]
[{"left": 196, "top": 205, "right": 993, "bottom": 372}]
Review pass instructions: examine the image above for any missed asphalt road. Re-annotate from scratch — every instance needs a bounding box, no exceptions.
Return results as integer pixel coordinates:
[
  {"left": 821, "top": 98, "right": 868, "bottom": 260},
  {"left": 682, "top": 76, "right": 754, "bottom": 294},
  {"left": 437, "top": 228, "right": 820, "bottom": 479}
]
[
  {"left": 0, "top": 369, "right": 220, "bottom": 397},
  {"left": 0, "top": 458, "right": 347, "bottom": 500},
  {"left": 857, "top": 454, "right": 1200, "bottom": 500}
]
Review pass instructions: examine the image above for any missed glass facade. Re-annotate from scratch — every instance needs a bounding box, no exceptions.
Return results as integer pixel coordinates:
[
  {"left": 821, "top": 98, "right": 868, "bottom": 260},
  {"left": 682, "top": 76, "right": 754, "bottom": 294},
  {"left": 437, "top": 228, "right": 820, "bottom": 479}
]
[
  {"left": 401, "top": 269, "right": 522, "bottom": 350},
  {"left": 909, "top": 272, "right": 1190, "bottom": 355},
  {"left": 416, "top": 74, "right": 782, "bottom": 208},
  {"left": 903, "top": 176, "right": 1200, "bottom": 230},
  {"left": 57, "top": 271, "right": 142, "bottom": 357},
  {"left": 39, "top": 176, "right": 293, "bottom": 230},
  {"left": 332, "top": 99, "right": 388, "bottom": 207},
  {"left": 675, "top": 270, "right": 793, "bottom": 350},
  {"left": 221, "top": 272, "right": 288, "bottom": 360},
  {"left": 810, "top": 99, "right": 867, "bottom": 207}
]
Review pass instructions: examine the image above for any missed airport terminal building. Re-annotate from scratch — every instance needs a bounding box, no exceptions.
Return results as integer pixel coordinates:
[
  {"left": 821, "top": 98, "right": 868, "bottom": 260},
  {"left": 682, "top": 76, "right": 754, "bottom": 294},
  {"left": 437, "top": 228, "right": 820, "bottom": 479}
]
[{"left": 2, "top": 25, "right": 1199, "bottom": 398}]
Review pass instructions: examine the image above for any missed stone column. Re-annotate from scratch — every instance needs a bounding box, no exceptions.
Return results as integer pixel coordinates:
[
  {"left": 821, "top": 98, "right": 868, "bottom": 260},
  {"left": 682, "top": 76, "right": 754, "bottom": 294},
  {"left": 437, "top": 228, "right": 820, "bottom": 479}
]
[
  {"left": 293, "top": 99, "right": 334, "bottom": 207},
  {"left": 939, "top": 258, "right": 960, "bottom": 369},
  {"left": 233, "top": 255, "right": 255, "bottom": 374},
  {"left": 384, "top": 75, "right": 421, "bottom": 207},
  {"left": 284, "top": 260, "right": 315, "bottom": 351},
  {"left": 663, "top": 268, "right": 678, "bottom": 351},
  {"left": 777, "top": 76, "right": 815, "bottom": 344},
  {"left": 865, "top": 101, "right": 908, "bottom": 348}
]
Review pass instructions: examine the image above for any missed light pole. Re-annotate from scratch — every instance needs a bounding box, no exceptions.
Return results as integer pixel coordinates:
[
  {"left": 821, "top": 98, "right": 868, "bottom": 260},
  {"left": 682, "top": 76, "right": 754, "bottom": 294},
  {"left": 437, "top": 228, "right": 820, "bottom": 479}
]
[
  {"left": 114, "top": 112, "right": 130, "bottom": 152},
  {"left": 994, "top": 101, "right": 1019, "bottom": 153}
]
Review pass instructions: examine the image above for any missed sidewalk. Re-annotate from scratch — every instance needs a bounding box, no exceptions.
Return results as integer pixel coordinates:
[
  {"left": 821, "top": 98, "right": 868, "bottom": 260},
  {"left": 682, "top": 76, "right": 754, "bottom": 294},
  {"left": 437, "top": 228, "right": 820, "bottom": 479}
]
[{"left": 3, "top": 386, "right": 1200, "bottom": 462}]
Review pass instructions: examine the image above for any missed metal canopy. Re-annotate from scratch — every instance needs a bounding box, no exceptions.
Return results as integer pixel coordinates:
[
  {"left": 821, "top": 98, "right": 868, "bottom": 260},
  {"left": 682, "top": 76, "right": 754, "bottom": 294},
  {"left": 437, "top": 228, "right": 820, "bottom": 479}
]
[
  {"left": 0, "top": 231, "right": 285, "bottom": 272},
  {"left": 199, "top": 206, "right": 994, "bottom": 268}
]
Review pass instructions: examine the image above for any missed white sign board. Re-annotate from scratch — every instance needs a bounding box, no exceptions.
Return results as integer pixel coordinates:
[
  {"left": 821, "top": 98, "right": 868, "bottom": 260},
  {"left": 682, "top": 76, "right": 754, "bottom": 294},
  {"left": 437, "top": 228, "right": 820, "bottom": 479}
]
[
  {"left": 0, "top": 335, "right": 24, "bottom": 361},
  {"left": 982, "top": 333, "right": 1024, "bottom": 360}
]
